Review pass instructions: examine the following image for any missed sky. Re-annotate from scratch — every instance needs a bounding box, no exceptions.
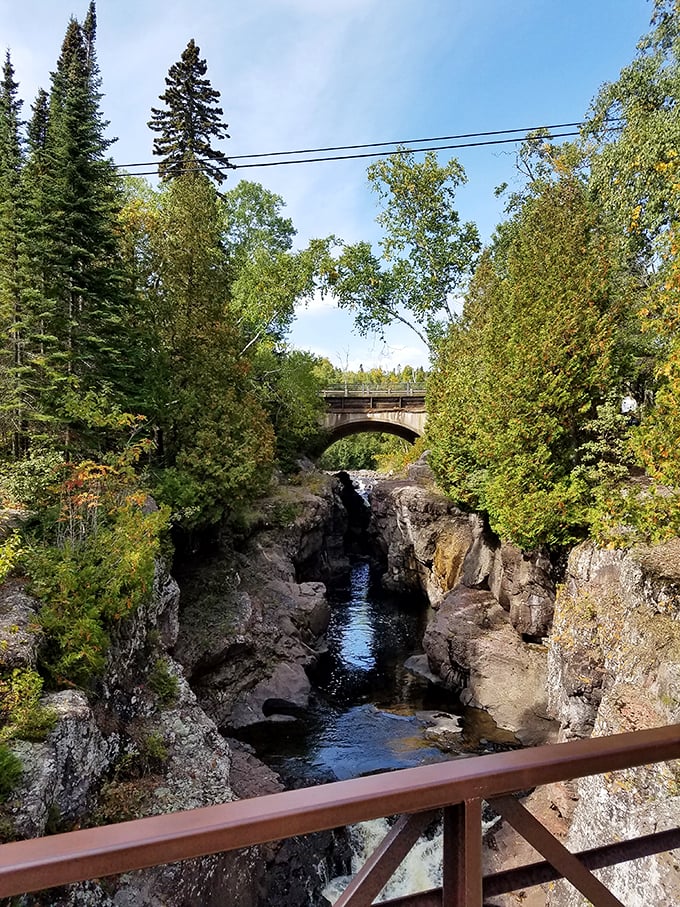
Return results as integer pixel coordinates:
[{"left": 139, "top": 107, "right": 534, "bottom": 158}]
[{"left": 0, "top": 0, "right": 654, "bottom": 372}]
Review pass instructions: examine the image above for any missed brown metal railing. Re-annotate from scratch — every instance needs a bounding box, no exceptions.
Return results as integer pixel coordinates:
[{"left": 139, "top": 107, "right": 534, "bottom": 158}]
[{"left": 1, "top": 725, "right": 680, "bottom": 905}]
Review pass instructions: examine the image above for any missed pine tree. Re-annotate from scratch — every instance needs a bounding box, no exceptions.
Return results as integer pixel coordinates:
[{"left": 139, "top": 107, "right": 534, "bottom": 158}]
[
  {"left": 0, "top": 51, "right": 26, "bottom": 457},
  {"left": 148, "top": 39, "right": 233, "bottom": 184}
]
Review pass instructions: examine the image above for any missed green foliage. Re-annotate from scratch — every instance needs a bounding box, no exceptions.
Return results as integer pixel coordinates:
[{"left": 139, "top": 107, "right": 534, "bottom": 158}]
[
  {"left": 254, "top": 348, "right": 326, "bottom": 469},
  {"left": 0, "top": 533, "right": 22, "bottom": 583},
  {"left": 586, "top": 0, "right": 680, "bottom": 253},
  {"left": 23, "top": 455, "right": 169, "bottom": 687},
  {"left": 0, "top": 668, "right": 56, "bottom": 743},
  {"left": 319, "top": 432, "right": 412, "bottom": 472},
  {"left": 314, "top": 359, "right": 427, "bottom": 391},
  {"left": 330, "top": 150, "right": 480, "bottom": 350},
  {"left": 428, "top": 171, "right": 631, "bottom": 548},
  {"left": 0, "top": 744, "right": 22, "bottom": 802},
  {"left": 138, "top": 732, "right": 168, "bottom": 769},
  {"left": 0, "top": 448, "right": 64, "bottom": 508},
  {"left": 591, "top": 160, "right": 680, "bottom": 544},
  {"left": 147, "top": 659, "right": 178, "bottom": 707}
]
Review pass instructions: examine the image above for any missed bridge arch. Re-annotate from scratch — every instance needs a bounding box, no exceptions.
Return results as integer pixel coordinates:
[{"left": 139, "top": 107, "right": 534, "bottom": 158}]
[
  {"left": 320, "top": 387, "right": 426, "bottom": 451},
  {"left": 322, "top": 418, "right": 420, "bottom": 449}
]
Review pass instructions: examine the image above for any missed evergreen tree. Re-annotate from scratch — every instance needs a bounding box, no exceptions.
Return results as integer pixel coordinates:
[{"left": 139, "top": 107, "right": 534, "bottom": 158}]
[
  {"left": 0, "top": 51, "right": 26, "bottom": 457},
  {"left": 36, "top": 9, "right": 134, "bottom": 453},
  {"left": 148, "top": 39, "right": 233, "bottom": 184},
  {"left": 428, "top": 162, "right": 631, "bottom": 549}
]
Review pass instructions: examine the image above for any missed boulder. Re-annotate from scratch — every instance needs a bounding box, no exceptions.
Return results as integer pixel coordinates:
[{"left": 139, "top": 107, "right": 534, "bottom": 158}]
[{"left": 229, "top": 662, "right": 311, "bottom": 729}]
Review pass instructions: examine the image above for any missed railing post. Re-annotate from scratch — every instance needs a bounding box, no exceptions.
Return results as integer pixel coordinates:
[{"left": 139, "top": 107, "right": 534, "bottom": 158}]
[{"left": 442, "top": 799, "right": 482, "bottom": 907}]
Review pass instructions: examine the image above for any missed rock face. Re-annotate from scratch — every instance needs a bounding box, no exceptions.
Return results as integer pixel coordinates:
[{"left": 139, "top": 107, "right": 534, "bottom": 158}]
[
  {"left": 0, "top": 474, "right": 351, "bottom": 907},
  {"left": 546, "top": 539, "right": 680, "bottom": 906},
  {"left": 488, "top": 543, "right": 556, "bottom": 638},
  {"left": 370, "top": 480, "right": 555, "bottom": 637},
  {"left": 173, "top": 475, "right": 346, "bottom": 732},
  {"left": 369, "top": 479, "right": 558, "bottom": 743},
  {"left": 370, "top": 481, "right": 493, "bottom": 604},
  {"left": 0, "top": 582, "right": 41, "bottom": 669},
  {"left": 423, "top": 587, "right": 554, "bottom": 745},
  {"left": 2, "top": 560, "right": 259, "bottom": 907}
]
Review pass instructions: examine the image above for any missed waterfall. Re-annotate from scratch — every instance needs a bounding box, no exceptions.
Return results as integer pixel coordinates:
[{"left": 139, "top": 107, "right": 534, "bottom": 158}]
[{"left": 322, "top": 818, "right": 443, "bottom": 903}]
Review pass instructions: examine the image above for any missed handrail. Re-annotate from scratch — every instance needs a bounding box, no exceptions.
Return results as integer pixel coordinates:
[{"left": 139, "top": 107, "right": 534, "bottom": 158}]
[{"left": 1, "top": 725, "right": 680, "bottom": 900}]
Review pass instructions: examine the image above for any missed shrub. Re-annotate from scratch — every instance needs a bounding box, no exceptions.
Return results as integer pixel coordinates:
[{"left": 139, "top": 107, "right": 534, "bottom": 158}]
[
  {"left": 0, "top": 745, "right": 22, "bottom": 802},
  {"left": 148, "top": 659, "right": 179, "bottom": 707},
  {"left": 0, "top": 534, "right": 23, "bottom": 584},
  {"left": 25, "top": 482, "right": 170, "bottom": 688},
  {"left": 0, "top": 669, "right": 57, "bottom": 743},
  {"left": 0, "top": 449, "right": 64, "bottom": 510}
]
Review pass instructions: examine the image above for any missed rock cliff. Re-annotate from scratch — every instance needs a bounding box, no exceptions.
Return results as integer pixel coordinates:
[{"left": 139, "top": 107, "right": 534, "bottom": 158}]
[
  {"left": 546, "top": 539, "right": 680, "bottom": 907},
  {"left": 173, "top": 474, "right": 347, "bottom": 732},
  {"left": 0, "top": 473, "right": 350, "bottom": 906},
  {"left": 369, "top": 477, "right": 558, "bottom": 744}
]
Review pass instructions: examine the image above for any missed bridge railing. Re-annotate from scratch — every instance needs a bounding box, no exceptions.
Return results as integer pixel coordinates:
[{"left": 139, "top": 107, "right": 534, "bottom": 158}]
[
  {"left": 1, "top": 725, "right": 680, "bottom": 905},
  {"left": 322, "top": 383, "right": 426, "bottom": 397}
]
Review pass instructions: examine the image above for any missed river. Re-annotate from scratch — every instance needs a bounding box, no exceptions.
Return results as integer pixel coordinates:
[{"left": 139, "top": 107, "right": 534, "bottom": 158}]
[{"left": 237, "top": 546, "right": 516, "bottom": 903}]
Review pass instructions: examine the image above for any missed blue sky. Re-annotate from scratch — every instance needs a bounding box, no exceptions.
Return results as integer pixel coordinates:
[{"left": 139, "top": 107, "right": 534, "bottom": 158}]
[{"left": 1, "top": 0, "right": 653, "bottom": 371}]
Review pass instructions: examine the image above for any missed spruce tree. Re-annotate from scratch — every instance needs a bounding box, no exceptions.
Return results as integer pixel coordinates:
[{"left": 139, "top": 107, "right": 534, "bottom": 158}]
[
  {"left": 35, "top": 7, "right": 134, "bottom": 453},
  {"left": 0, "top": 51, "right": 26, "bottom": 457},
  {"left": 148, "top": 39, "right": 233, "bottom": 184}
]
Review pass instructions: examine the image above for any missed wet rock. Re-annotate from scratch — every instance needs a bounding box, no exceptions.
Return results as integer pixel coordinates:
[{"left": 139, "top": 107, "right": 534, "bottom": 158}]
[
  {"left": 229, "top": 662, "right": 311, "bottom": 728},
  {"left": 423, "top": 714, "right": 464, "bottom": 752},
  {"left": 403, "top": 653, "right": 442, "bottom": 685}
]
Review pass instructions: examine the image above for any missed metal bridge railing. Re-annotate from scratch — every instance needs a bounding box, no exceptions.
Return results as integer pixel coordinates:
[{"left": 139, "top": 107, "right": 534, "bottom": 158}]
[
  {"left": 1, "top": 725, "right": 679, "bottom": 905},
  {"left": 322, "top": 383, "right": 426, "bottom": 397}
]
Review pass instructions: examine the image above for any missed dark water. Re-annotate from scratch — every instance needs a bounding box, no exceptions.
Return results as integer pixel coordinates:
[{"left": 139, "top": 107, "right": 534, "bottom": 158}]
[{"left": 238, "top": 559, "right": 464, "bottom": 785}]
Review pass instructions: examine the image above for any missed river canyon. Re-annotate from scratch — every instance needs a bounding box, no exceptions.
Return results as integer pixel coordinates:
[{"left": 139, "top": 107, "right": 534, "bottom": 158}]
[{"left": 2, "top": 461, "right": 680, "bottom": 906}]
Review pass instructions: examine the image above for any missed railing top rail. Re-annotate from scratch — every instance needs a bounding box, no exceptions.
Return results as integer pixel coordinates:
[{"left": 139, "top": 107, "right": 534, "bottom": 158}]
[{"left": 1, "top": 725, "right": 679, "bottom": 898}]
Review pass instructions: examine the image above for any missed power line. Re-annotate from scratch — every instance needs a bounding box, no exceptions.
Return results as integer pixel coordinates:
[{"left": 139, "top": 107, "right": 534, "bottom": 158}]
[
  {"left": 115, "top": 120, "right": 586, "bottom": 170},
  {"left": 117, "top": 125, "right": 591, "bottom": 178}
]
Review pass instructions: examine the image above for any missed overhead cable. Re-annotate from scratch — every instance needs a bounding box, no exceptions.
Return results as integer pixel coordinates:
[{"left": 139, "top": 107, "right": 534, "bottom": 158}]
[
  {"left": 118, "top": 127, "right": 587, "bottom": 178},
  {"left": 115, "top": 120, "right": 587, "bottom": 170}
]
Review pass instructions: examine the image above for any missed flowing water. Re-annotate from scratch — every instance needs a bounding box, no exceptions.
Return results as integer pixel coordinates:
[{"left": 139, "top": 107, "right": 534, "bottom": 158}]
[
  {"left": 238, "top": 551, "right": 515, "bottom": 903},
  {"left": 239, "top": 558, "right": 457, "bottom": 786}
]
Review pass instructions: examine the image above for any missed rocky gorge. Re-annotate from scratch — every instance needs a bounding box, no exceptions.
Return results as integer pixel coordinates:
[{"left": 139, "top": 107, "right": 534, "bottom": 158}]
[{"left": 1, "top": 464, "right": 680, "bottom": 906}]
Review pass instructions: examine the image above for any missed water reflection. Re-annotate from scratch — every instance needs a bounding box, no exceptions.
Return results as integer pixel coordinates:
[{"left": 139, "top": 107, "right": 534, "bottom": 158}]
[
  {"left": 335, "top": 561, "right": 374, "bottom": 671},
  {"left": 238, "top": 558, "right": 457, "bottom": 785}
]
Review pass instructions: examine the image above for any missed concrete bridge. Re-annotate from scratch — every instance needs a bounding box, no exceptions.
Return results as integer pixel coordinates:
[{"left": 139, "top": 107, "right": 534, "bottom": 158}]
[{"left": 321, "top": 385, "right": 426, "bottom": 445}]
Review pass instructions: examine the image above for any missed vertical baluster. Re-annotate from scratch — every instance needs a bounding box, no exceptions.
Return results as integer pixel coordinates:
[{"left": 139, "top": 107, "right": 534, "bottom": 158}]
[{"left": 442, "top": 799, "right": 482, "bottom": 907}]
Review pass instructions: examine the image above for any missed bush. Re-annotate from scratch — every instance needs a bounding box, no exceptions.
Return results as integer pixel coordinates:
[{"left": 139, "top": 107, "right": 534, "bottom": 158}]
[
  {"left": 0, "top": 449, "right": 64, "bottom": 509},
  {"left": 0, "top": 534, "right": 23, "bottom": 584},
  {"left": 0, "top": 745, "right": 22, "bottom": 802},
  {"left": 26, "top": 486, "right": 169, "bottom": 688},
  {"left": 148, "top": 659, "right": 179, "bottom": 707},
  {"left": 0, "top": 669, "right": 57, "bottom": 743}
]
